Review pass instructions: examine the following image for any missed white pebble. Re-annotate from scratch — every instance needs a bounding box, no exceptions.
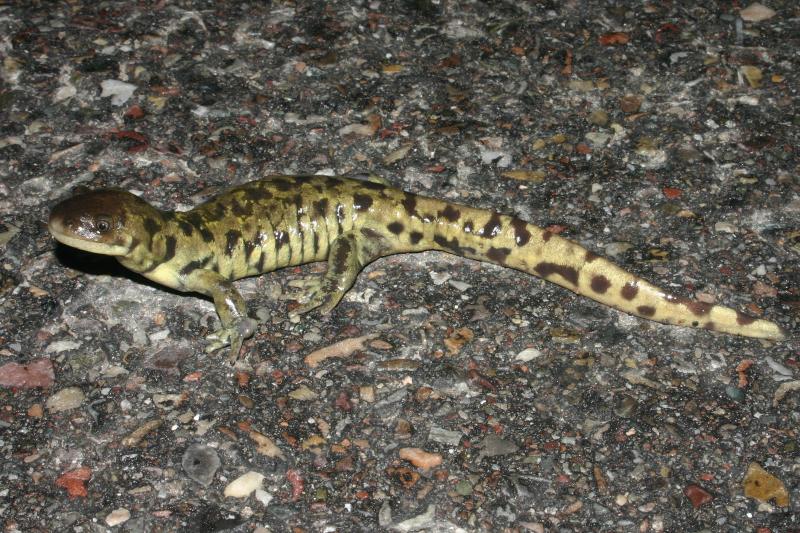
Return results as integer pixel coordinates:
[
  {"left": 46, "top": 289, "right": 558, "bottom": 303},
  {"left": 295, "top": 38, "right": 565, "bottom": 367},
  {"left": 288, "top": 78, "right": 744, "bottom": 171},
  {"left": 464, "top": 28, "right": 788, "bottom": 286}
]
[
  {"left": 740, "top": 3, "right": 776, "bottom": 22},
  {"left": 515, "top": 348, "right": 542, "bottom": 362},
  {"left": 105, "top": 508, "right": 131, "bottom": 527},
  {"left": 100, "top": 79, "right": 137, "bottom": 106},
  {"left": 46, "top": 387, "right": 85, "bottom": 412},
  {"left": 224, "top": 471, "right": 265, "bottom": 498}
]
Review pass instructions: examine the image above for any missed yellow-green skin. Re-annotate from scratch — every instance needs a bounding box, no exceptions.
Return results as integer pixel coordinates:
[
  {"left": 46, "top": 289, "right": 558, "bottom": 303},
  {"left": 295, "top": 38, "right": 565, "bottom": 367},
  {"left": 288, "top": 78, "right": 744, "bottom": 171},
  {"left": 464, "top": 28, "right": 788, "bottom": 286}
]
[{"left": 48, "top": 175, "right": 786, "bottom": 362}]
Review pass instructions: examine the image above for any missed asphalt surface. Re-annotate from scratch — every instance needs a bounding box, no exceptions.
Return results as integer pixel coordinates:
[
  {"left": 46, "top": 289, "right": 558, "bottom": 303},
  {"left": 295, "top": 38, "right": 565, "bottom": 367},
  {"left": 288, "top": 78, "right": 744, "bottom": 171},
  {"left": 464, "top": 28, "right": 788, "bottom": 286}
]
[{"left": 0, "top": 1, "right": 798, "bottom": 532}]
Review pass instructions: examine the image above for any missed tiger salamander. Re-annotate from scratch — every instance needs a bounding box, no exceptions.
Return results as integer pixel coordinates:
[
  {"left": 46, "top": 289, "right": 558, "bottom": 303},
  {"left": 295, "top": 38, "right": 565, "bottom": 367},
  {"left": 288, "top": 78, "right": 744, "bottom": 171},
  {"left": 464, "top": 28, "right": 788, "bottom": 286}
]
[{"left": 48, "top": 175, "right": 786, "bottom": 362}]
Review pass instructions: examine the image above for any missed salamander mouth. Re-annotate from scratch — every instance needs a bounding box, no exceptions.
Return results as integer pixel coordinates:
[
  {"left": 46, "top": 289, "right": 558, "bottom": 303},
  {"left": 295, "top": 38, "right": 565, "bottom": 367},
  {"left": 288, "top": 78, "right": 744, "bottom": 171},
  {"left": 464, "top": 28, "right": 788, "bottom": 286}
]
[{"left": 48, "top": 212, "right": 128, "bottom": 256}]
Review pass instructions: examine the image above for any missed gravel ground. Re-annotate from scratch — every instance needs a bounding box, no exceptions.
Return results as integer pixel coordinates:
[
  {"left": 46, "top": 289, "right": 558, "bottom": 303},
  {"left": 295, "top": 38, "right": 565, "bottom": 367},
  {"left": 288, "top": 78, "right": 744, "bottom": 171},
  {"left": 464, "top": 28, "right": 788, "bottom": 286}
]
[{"left": 1, "top": 1, "right": 798, "bottom": 532}]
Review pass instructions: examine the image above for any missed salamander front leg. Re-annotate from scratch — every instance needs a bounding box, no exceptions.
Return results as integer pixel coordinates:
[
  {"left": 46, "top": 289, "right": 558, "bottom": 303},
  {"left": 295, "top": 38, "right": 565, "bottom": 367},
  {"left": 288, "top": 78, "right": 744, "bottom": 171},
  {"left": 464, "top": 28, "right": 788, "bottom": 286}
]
[{"left": 184, "top": 269, "right": 257, "bottom": 363}]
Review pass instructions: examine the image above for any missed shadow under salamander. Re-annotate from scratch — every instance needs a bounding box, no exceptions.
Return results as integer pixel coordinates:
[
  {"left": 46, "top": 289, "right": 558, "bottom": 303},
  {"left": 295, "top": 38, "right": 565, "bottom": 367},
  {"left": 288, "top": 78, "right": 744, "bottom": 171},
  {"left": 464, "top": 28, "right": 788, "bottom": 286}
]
[{"left": 52, "top": 243, "right": 185, "bottom": 297}]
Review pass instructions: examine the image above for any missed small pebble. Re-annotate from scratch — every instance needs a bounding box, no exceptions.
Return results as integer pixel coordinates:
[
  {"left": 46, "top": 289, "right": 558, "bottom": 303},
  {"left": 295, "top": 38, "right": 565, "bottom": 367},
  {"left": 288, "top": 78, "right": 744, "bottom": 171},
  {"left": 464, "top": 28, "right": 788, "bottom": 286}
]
[
  {"left": 725, "top": 385, "right": 745, "bottom": 402},
  {"left": 739, "top": 3, "right": 776, "bottom": 22},
  {"left": 588, "top": 109, "right": 608, "bottom": 126},
  {"left": 455, "top": 479, "right": 473, "bottom": 496},
  {"left": 100, "top": 79, "right": 137, "bottom": 106},
  {"left": 224, "top": 471, "right": 265, "bottom": 498},
  {"left": 515, "top": 347, "right": 542, "bottom": 362},
  {"left": 182, "top": 444, "right": 221, "bottom": 487},
  {"left": 46, "top": 387, "right": 85, "bottom": 412},
  {"left": 105, "top": 508, "right": 131, "bottom": 527}
]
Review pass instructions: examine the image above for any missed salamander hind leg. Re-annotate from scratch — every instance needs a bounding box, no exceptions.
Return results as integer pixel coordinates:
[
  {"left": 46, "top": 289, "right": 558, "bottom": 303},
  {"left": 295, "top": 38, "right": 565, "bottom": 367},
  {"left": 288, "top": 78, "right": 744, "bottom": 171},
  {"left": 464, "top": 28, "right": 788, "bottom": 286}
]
[{"left": 289, "top": 231, "right": 379, "bottom": 318}]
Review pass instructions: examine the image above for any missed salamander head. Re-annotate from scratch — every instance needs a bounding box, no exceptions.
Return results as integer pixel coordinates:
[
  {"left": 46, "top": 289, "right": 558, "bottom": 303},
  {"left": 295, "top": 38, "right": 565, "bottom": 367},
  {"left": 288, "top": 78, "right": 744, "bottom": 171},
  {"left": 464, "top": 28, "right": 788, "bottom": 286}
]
[{"left": 49, "top": 189, "right": 164, "bottom": 256}]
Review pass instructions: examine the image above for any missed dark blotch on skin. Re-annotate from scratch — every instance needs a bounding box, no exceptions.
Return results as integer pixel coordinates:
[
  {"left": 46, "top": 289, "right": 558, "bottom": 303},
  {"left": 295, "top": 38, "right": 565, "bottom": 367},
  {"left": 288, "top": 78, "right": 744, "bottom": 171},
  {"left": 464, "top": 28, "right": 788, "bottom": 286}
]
[
  {"left": 274, "top": 231, "right": 290, "bottom": 250},
  {"left": 621, "top": 282, "right": 639, "bottom": 300},
  {"left": 244, "top": 239, "right": 258, "bottom": 262},
  {"left": 360, "top": 180, "right": 386, "bottom": 191},
  {"left": 463, "top": 220, "right": 474, "bottom": 233},
  {"left": 434, "top": 234, "right": 476, "bottom": 256},
  {"left": 481, "top": 213, "right": 502, "bottom": 238},
  {"left": 637, "top": 305, "right": 656, "bottom": 317},
  {"left": 438, "top": 205, "right": 461, "bottom": 222},
  {"left": 487, "top": 246, "right": 511, "bottom": 265},
  {"left": 256, "top": 251, "right": 266, "bottom": 272},
  {"left": 542, "top": 230, "right": 553, "bottom": 242},
  {"left": 230, "top": 199, "right": 251, "bottom": 217},
  {"left": 211, "top": 202, "right": 226, "bottom": 220},
  {"left": 736, "top": 312, "right": 756, "bottom": 326},
  {"left": 143, "top": 218, "right": 161, "bottom": 236},
  {"left": 510, "top": 218, "right": 531, "bottom": 246},
  {"left": 704, "top": 322, "right": 716, "bottom": 331},
  {"left": 591, "top": 275, "right": 611, "bottom": 294},
  {"left": 314, "top": 198, "right": 329, "bottom": 217},
  {"left": 163, "top": 236, "right": 177, "bottom": 262},
  {"left": 185, "top": 212, "right": 214, "bottom": 242},
  {"left": 585, "top": 251, "right": 599, "bottom": 262},
  {"left": 401, "top": 194, "right": 418, "bottom": 218},
  {"left": 273, "top": 179, "right": 292, "bottom": 192},
  {"left": 225, "top": 230, "right": 242, "bottom": 256},
  {"left": 534, "top": 262, "right": 579, "bottom": 286},
  {"left": 245, "top": 187, "right": 272, "bottom": 201},
  {"left": 180, "top": 257, "right": 210, "bottom": 276},
  {"left": 353, "top": 193, "right": 373, "bottom": 211},
  {"left": 200, "top": 227, "right": 214, "bottom": 243},
  {"left": 177, "top": 220, "right": 194, "bottom": 237},
  {"left": 409, "top": 231, "right": 423, "bottom": 245},
  {"left": 434, "top": 234, "right": 454, "bottom": 250},
  {"left": 387, "top": 221, "right": 404, "bottom": 235}
]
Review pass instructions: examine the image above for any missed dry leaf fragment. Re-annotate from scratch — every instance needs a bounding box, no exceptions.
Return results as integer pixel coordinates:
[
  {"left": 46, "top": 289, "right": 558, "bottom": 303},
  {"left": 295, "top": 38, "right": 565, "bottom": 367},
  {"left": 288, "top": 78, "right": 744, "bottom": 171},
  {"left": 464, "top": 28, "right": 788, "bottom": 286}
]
[
  {"left": 742, "top": 463, "right": 790, "bottom": 507},
  {"left": 683, "top": 484, "right": 713, "bottom": 508},
  {"left": 249, "top": 430, "right": 286, "bottom": 459},
  {"left": 383, "top": 144, "right": 412, "bottom": 164},
  {"left": 621, "top": 370, "right": 662, "bottom": 389},
  {"left": 288, "top": 385, "right": 318, "bottom": 400},
  {"left": 122, "top": 419, "right": 162, "bottom": 447},
  {"left": 55, "top": 466, "right": 92, "bottom": 498},
  {"left": 501, "top": 169, "right": 546, "bottom": 182},
  {"left": 286, "top": 469, "right": 304, "bottom": 501},
  {"left": 399, "top": 447, "right": 443, "bottom": 470},
  {"left": 599, "top": 32, "right": 630, "bottom": 45},
  {"left": 593, "top": 464, "right": 609, "bottom": 495},
  {"left": 444, "top": 327, "right": 474, "bottom": 354},
  {"left": 772, "top": 380, "right": 800, "bottom": 407},
  {"left": 305, "top": 334, "right": 377, "bottom": 367},
  {"left": 736, "top": 359, "right": 754, "bottom": 388},
  {"left": 740, "top": 65, "right": 763, "bottom": 88},
  {"left": 382, "top": 64, "right": 404, "bottom": 74}
]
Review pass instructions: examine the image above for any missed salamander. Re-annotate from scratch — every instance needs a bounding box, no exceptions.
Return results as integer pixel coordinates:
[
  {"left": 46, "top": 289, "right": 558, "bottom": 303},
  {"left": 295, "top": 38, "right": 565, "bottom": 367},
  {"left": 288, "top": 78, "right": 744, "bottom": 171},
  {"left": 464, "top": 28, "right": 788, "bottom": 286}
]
[{"left": 48, "top": 174, "right": 786, "bottom": 362}]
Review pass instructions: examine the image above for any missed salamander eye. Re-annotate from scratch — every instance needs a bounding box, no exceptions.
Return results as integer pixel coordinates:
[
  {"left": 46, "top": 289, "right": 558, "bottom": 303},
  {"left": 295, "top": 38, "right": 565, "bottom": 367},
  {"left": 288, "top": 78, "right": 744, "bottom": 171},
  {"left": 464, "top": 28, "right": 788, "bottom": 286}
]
[{"left": 96, "top": 217, "right": 112, "bottom": 233}]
